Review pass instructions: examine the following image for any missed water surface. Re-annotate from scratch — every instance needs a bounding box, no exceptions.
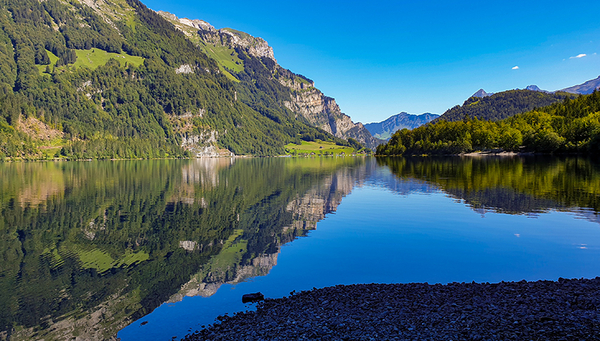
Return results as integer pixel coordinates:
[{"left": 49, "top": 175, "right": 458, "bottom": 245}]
[{"left": 1, "top": 156, "right": 599, "bottom": 340}]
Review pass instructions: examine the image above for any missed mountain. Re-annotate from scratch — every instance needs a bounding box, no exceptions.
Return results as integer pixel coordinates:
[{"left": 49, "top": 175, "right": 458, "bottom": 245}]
[
  {"left": 0, "top": 0, "right": 379, "bottom": 160},
  {"left": 157, "top": 11, "right": 381, "bottom": 150},
  {"left": 364, "top": 112, "right": 440, "bottom": 140},
  {"left": 434, "top": 89, "right": 573, "bottom": 123},
  {"left": 524, "top": 85, "right": 550, "bottom": 93},
  {"left": 472, "top": 89, "right": 493, "bottom": 98},
  {"left": 561, "top": 75, "right": 600, "bottom": 95}
]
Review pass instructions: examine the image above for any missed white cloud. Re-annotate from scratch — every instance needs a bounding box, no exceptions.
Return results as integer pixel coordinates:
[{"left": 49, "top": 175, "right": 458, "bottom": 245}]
[
  {"left": 570, "top": 54, "right": 587, "bottom": 59},
  {"left": 512, "top": 66, "right": 519, "bottom": 70}
]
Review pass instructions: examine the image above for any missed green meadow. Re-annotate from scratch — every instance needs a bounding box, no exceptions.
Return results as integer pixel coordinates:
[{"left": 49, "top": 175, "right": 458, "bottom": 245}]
[
  {"left": 72, "top": 48, "right": 145, "bottom": 69},
  {"left": 38, "top": 48, "right": 145, "bottom": 75},
  {"left": 285, "top": 141, "right": 356, "bottom": 156},
  {"left": 198, "top": 43, "right": 243, "bottom": 82}
]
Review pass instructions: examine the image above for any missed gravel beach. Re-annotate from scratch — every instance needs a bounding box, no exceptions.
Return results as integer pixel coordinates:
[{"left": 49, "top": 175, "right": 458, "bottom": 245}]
[{"left": 183, "top": 277, "right": 600, "bottom": 341}]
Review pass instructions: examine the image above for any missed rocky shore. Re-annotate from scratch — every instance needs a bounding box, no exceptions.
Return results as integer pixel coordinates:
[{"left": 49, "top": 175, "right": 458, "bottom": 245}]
[{"left": 183, "top": 277, "right": 600, "bottom": 341}]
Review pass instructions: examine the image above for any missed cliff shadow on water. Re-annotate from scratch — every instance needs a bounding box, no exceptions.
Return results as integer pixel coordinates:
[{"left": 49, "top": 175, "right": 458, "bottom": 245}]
[
  {"left": 377, "top": 156, "right": 600, "bottom": 219},
  {"left": 0, "top": 157, "right": 372, "bottom": 341}
]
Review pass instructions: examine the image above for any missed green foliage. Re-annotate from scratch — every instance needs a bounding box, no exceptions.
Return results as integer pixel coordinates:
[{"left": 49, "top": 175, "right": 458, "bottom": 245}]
[
  {"left": 436, "top": 90, "right": 574, "bottom": 122},
  {"left": 0, "top": 0, "right": 347, "bottom": 159},
  {"left": 377, "top": 91, "right": 600, "bottom": 156},
  {"left": 71, "top": 48, "right": 145, "bottom": 70}
]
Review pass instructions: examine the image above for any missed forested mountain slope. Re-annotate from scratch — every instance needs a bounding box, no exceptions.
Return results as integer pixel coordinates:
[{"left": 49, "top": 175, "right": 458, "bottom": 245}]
[
  {"left": 0, "top": 0, "right": 375, "bottom": 159},
  {"left": 434, "top": 90, "right": 573, "bottom": 123},
  {"left": 377, "top": 90, "right": 600, "bottom": 155}
]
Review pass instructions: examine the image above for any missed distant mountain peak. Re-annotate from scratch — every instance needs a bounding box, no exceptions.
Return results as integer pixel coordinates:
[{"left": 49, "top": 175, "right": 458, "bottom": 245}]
[
  {"left": 472, "top": 89, "right": 493, "bottom": 98},
  {"left": 523, "top": 85, "right": 551, "bottom": 93}
]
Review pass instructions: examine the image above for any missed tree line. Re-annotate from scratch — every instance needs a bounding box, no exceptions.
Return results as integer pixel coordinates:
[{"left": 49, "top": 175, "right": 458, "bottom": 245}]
[{"left": 376, "top": 91, "right": 600, "bottom": 156}]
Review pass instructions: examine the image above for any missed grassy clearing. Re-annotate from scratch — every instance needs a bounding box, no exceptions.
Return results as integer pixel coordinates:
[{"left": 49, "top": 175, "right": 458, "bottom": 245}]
[
  {"left": 221, "top": 28, "right": 251, "bottom": 40},
  {"left": 198, "top": 42, "right": 244, "bottom": 81},
  {"left": 285, "top": 141, "right": 356, "bottom": 156},
  {"left": 72, "top": 48, "right": 145, "bottom": 70},
  {"left": 126, "top": 14, "right": 137, "bottom": 32},
  {"left": 37, "top": 48, "right": 144, "bottom": 75},
  {"left": 36, "top": 50, "right": 59, "bottom": 75}
]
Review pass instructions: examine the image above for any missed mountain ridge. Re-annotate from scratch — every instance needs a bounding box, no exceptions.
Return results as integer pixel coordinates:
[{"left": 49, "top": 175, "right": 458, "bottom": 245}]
[
  {"left": 364, "top": 113, "right": 439, "bottom": 140},
  {"left": 561, "top": 75, "right": 600, "bottom": 95},
  {"left": 469, "top": 75, "right": 600, "bottom": 102},
  {"left": 435, "top": 89, "right": 574, "bottom": 123}
]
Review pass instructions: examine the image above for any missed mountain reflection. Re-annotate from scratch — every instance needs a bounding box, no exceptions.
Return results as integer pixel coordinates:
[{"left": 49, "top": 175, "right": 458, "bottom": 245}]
[
  {"left": 0, "top": 158, "right": 369, "bottom": 341},
  {"left": 378, "top": 156, "right": 600, "bottom": 219}
]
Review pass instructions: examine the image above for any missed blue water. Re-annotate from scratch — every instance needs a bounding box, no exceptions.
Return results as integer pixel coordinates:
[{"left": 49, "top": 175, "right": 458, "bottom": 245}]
[{"left": 119, "top": 166, "right": 600, "bottom": 340}]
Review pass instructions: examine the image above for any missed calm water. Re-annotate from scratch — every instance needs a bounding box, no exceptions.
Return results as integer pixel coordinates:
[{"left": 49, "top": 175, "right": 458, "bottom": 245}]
[{"left": 1, "top": 156, "right": 600, "bottom": 340}]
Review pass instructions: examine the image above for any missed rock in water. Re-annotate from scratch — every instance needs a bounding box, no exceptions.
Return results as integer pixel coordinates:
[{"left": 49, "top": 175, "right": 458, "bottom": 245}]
[{"left": 242, "top": 292, "right": 264, "bottom": 303}]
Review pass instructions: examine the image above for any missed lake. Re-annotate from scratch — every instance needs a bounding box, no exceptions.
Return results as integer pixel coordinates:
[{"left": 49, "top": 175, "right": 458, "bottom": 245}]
[{"left": 1, "top": 156, "right": 599, "bottom": 340}]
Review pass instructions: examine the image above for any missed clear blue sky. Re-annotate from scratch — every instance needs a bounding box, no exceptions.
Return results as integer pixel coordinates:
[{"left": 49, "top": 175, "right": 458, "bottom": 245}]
[{"left": 142, "top": 0, "right": 600, "bottom": 123}]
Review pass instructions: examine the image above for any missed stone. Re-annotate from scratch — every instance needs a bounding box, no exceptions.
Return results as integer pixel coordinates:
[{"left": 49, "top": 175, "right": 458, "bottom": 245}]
[{"left": 242, "top": 292, "right": 264, "bottom": 303}]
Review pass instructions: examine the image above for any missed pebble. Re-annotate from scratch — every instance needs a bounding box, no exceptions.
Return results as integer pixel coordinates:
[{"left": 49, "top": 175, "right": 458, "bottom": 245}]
[{"left": 182, "top": 277, "right": 600, "bottom": 341}]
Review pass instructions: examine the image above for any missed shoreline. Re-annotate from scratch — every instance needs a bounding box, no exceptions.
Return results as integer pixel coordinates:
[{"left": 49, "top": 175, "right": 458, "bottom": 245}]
[
  {"left": 183, "top": 277, "right": 600, "bottom": 340},
  {"left": 0, "top": 154, "right": 372, "bottom": 163}
]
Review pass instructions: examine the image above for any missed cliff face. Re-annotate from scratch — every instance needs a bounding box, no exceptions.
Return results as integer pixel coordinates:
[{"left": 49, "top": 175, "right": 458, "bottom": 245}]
[
  {"left": 283, "top": 88, "right": 382, "bottom": 149},
  {"left": 158, "top": 12, "right": 382, "bottom": 150}
]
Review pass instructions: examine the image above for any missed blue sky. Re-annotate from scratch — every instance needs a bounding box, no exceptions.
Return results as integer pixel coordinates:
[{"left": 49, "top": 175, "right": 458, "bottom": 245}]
[{"left": 142, "top": 0, "right": 600, "bottom": 123}]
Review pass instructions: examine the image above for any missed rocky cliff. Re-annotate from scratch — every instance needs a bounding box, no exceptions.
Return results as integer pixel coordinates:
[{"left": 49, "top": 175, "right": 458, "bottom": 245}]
[{"left": 158, "top": 12, "right": 383, "bottom": 150}]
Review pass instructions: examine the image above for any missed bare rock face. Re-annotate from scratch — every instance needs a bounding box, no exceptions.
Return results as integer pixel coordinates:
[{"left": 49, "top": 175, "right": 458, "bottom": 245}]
[
  {"left": 181, "top": 131, "right": 235, "bottom": 157},
  {"left": 179, "top": 18, "right": 216, "bottom": 32},
  {"left": 284, "top": 88, "right": 383, "bottom": 149},
  {"left": 220, "top": 29, "right": 276, "bottom": 61}
]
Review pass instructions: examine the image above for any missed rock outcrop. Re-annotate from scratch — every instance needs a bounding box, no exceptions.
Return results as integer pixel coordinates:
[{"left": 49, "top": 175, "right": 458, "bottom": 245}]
[{"left": 282, "top": 88, "right": 382, "bottom": 149}]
